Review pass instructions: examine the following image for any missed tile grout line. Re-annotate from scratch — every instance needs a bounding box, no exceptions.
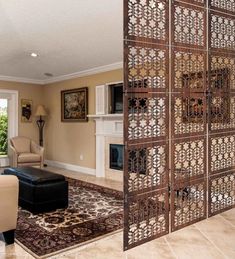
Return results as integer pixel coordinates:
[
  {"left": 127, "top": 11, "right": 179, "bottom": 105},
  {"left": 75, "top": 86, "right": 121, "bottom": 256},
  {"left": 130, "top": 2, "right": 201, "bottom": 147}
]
[
  {"left": 218, "top": 214, "right": 235, "bottom": 228},
  {"left": 164, "top": 236, "right": 178, "bottom": 259},
  {"left": 194, "top": 224, "right": 228, "bottom": 259}
]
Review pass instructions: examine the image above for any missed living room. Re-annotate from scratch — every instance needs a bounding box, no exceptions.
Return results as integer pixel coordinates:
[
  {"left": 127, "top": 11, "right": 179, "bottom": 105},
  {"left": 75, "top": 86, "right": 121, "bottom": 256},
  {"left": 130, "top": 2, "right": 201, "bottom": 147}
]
[{"left": 0, "top": 0, "right": 235, "bottom": 258}]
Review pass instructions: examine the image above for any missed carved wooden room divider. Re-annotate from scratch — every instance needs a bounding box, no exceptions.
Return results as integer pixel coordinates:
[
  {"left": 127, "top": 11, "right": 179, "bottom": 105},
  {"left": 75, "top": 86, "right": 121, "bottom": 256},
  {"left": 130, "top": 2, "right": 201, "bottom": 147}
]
[{"left": 123, "top": 0, "right": 235, "bottom": 250}]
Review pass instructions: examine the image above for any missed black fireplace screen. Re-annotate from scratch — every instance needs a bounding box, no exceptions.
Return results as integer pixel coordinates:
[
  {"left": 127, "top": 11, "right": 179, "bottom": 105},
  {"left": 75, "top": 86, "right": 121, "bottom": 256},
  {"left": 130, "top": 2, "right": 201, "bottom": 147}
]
[{"left": 110, "top": 144, "right": 124, "bottom": 171}]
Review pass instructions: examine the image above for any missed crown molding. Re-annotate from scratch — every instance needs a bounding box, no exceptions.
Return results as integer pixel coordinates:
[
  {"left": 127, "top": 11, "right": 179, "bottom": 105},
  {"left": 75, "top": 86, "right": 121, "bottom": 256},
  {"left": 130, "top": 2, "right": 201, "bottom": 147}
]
[
  {"left": 43, "top": 62, "right": 123, "bottom": 85},
  {"left": 0, "top": 75, "right": 44, "bottom": 85},
  {"left": 0, "top": 62, "right": 123, "bottom": 85}
]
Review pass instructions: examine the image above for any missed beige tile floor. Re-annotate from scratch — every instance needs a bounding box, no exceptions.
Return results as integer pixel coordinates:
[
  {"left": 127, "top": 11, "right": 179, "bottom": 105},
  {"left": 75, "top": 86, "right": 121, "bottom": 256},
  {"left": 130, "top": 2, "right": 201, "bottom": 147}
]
[{"left": 0, "top": 167, "right": 235, "bottom": 259}]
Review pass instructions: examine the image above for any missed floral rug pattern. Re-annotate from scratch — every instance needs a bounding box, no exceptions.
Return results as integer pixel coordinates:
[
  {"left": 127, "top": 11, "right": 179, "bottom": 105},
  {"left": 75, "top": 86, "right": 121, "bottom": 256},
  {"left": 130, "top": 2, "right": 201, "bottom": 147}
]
[{"left": 16, "top": 178, "right": 123, "bottom": 258}]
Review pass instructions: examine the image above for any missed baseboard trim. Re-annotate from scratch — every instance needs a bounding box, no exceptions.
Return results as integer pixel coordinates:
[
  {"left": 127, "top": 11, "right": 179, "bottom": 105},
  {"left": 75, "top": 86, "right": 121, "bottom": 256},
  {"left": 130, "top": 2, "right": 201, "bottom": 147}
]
[{"left": 45, "top": 160, "right": 96, "bottom": 176}]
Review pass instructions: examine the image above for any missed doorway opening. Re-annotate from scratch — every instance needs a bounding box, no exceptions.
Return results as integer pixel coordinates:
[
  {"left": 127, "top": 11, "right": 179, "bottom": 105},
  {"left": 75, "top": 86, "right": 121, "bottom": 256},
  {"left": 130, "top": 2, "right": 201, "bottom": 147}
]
[
  {"left": 0, "top": 99, "right": 8, "bottom": 157},
  {"left": 0, "top": 90, "right": 18, "bottom": 167}
]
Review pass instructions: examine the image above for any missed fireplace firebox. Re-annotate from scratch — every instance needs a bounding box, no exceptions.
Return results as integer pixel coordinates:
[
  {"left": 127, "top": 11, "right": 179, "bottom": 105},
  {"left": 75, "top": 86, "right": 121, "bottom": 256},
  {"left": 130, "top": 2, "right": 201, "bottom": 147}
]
[{"left": 109, "top": 144, "right": 124, "bottom": 171}]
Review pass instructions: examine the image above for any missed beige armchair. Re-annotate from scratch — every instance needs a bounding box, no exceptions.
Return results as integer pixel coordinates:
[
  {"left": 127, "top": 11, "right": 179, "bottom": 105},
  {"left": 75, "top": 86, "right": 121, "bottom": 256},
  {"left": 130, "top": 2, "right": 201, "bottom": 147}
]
[
  {"left": 0, "top": 175, "right": 19, "bottom": 244},
  {"left": 9, "top": 137, "right": 44, "bottom": 168}
]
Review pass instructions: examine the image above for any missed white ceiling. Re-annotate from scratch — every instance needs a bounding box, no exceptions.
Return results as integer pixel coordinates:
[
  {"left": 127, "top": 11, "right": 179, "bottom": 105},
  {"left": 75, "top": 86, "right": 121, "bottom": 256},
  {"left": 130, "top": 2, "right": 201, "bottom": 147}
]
[{"left": 0, "top": 0, "right": 123, "bottom": 84}]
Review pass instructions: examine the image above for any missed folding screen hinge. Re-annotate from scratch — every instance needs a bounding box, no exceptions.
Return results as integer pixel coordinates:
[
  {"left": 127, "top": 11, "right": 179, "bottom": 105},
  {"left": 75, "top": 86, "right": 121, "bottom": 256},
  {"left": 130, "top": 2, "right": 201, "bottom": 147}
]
[
  {"left": 124, "top": 194, "right": 128, "bottom": 203},
  {"left": 124, "top": 37, "right": 128, "bottom": 46},
  {"left": 168, "top": 184, "right": 171, "bottom": 193}
]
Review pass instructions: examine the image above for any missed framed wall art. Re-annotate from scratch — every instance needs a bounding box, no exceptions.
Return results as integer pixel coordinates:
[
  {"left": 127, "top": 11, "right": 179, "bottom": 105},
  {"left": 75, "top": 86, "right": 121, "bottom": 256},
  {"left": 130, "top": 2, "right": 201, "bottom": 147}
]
[
  {"left": 21, "top": 99, "right": 33, "bottom": 122},
  {"left": 61, "top": 87, "right": 88, "bottom": 122}
]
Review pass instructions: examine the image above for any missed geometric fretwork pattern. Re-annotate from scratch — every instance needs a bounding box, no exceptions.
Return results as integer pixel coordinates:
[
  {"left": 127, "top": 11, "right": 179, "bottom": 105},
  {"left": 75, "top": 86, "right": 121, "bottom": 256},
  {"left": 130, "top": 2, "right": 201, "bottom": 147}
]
[
  {"left": 211, "top": 0, "right": 235, "bottom": 14},
  {"left": 124, "top": 189, "right": 169, "bottom": 249},
  {"left": 173, "top": 3, "right": 205, "bottom": 47},
  {"left": 209, "top": 93, "right": 230, "bottom": 123},
  {"left": 209, "top": 134, "right": 235, "bottom": 175},
  {"left": 124, "top": 0, "right": 235, "bottom": 251},
  {"left": 211, "top": 53, "right": 235, "bottom": 91},
  {"left": 127, "top": 142, "right": 168, "bottom": 194},
  {"left": 173, "top": 137, "right": 206, "bottom": 182},
  {"left": 210, "top": 13, "right": 235, "bottom": 51},
  {"left": 209, "top": 172, "right": 235, "bottom": 216},
  {"left": 173, "top": 95, "right": 205, "bottom": 137},
  {"left": 173, "top": 49, "right": 205, "bottom": 91},
  {"left": 127, "top": 94, "right": 167, "bottom": 143},
  {"left": 171, "top": 179, "right": 206, "bottom": 231},
  {"left": 125, "top": 0, "right": 168, "bottom": 43},
  {"left": 124, "top": 0, "right": 170, "bottom": 251},
  {"left": 209, "top": 95, "right": 235, "bottom": 133},
  {"left": 210, "top": 68, "right": 230, "bottom": 91},
  {"left": 125, "top": 43, "right": 168, "bottom": 92}
]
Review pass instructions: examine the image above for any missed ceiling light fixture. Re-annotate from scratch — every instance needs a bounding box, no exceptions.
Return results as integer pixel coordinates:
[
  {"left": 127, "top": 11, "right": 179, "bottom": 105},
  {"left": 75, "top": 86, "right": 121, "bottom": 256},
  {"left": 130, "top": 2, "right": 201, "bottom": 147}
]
[
  {"left": 31, "top": 53, "right": 38, "bottom": 58},
  {"left": 44, "top": 73, "right": 53, "bottom": 77}
]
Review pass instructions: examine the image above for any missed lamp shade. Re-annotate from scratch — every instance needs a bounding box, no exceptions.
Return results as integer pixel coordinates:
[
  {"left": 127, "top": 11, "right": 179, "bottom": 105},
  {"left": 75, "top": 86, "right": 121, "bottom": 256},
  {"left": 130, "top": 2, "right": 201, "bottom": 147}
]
[{"left": 35, "top": 105, "right": 47, "bottom": 117}]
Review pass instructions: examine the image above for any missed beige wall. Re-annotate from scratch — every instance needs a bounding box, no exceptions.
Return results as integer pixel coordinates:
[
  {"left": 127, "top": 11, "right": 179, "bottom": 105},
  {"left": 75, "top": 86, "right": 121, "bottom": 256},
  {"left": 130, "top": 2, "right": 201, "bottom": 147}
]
[
  {"left": 0, "top": 81, "right": 44, "bottom": 143},
  {"left": 43, "top": 69, "right": 123, "bottom": 169}
]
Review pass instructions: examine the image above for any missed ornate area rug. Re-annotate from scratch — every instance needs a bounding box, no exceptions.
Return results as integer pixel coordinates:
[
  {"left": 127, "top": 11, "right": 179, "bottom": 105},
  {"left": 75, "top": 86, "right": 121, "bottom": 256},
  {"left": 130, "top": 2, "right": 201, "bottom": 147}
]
[{"left": 16, "top": 178, "right": 123, "bottom": 258}]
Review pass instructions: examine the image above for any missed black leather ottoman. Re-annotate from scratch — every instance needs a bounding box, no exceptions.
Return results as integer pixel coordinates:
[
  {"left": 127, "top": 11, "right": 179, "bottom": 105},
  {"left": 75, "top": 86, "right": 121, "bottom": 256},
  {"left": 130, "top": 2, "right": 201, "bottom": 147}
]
[{"left": 4, "top": 167, "right": 68, "bottom": 214}]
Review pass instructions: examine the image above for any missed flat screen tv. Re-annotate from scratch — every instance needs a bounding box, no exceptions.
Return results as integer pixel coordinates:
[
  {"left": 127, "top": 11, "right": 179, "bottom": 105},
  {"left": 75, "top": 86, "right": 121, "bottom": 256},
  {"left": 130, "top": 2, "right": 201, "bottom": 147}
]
[{"left": 110, "top": 83, "right": 123, "bottom": 114}]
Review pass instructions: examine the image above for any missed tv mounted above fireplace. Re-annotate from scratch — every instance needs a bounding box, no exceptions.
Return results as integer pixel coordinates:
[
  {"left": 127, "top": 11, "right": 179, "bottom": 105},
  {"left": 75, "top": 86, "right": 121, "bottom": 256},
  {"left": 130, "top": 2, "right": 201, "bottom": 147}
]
[{"left": 110, "top": 83, "right": 123, "bottom": 114}]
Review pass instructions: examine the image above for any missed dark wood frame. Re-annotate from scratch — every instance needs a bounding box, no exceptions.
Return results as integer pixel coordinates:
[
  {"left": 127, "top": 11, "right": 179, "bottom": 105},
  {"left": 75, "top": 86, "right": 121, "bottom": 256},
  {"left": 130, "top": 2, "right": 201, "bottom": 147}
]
[{"left": 61, "top": 87, "right": 88, "bottom": 122}]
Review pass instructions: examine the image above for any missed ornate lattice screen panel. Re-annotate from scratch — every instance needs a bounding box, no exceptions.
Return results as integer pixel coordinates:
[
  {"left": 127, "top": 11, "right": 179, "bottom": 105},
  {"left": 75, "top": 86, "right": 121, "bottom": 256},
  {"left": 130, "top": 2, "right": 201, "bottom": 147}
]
[
  {"left": 210, "top": 0, "right": 235, "bottom": 14},
  {"left": 170, "top": 0, "right": 207, "bottom": 231},
  {"left": 208, "top": 2, "right": 235, "bottom": 216},
  {"left": 124, "top": 0, "right": 169, "bottom": 250},
  {"left": 124, "top": 0, "right": 235, "bottom": 251}
]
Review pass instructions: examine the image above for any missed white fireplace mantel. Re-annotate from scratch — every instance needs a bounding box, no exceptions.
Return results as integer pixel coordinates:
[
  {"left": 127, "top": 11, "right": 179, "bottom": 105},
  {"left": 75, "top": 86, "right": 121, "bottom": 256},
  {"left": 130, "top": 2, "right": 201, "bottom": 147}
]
[
  {"left": 88, "top": 113, "right": 123, "bottom": 178},
  {"left": 88, "top": 114, "right": 123, "bottom": 137}
]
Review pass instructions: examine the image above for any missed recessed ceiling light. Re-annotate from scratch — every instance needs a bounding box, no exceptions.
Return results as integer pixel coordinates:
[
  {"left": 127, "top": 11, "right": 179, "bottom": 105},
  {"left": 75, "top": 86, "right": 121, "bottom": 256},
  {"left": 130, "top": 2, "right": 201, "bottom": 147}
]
[
  {"left": 44, "top": 72, "right": 53, "bottom": 77},
  {"left": 31, "top": 53, "right": 38, "bottom": 58}
]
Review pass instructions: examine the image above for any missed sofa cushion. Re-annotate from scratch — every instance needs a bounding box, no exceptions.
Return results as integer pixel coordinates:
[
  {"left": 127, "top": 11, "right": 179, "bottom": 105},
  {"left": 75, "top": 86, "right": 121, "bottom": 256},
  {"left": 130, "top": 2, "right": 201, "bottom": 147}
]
[
  {"left": 0, "top": 175, "right": 19, "bottom": 232},
  {"left": 18, "top": 153, "right": 41, "bottom": 163},
  {"left": 11, "top": 137, "right": 31, "bottom": 154}
]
